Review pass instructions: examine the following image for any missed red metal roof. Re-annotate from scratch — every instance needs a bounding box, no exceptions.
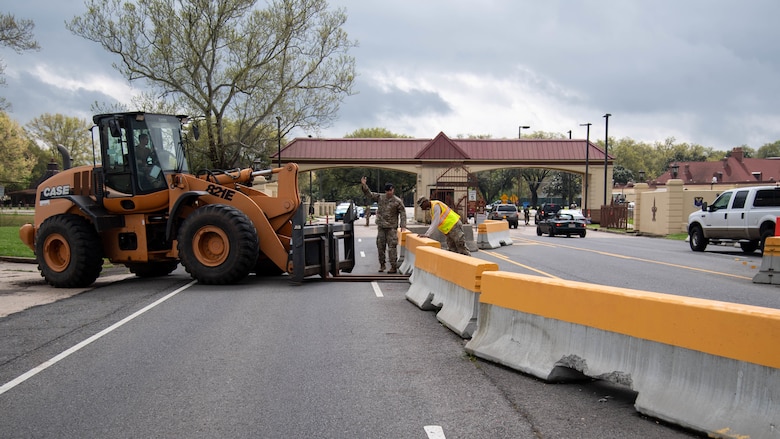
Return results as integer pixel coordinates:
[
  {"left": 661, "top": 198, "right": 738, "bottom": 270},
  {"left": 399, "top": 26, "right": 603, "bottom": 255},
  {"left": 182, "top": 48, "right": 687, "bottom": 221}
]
[
  {"left": 655, "top": 149, "right": 780, "bottom": 185},
  {"left": 279, "top": 132, "right": 610, "bottom": 164}
]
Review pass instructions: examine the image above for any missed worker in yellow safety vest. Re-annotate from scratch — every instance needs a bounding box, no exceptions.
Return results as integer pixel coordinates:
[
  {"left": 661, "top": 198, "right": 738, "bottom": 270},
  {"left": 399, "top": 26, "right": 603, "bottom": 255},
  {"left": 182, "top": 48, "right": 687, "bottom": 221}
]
[{"left": 416, "top": 197, "right": 470, "bottom": 256}]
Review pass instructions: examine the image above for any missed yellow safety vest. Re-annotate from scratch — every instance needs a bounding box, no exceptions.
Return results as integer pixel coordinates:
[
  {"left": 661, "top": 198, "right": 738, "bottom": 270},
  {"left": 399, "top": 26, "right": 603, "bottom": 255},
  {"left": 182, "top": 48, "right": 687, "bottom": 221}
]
[{"left": 430, "top": 200, "right": 460, "bottom": 234}]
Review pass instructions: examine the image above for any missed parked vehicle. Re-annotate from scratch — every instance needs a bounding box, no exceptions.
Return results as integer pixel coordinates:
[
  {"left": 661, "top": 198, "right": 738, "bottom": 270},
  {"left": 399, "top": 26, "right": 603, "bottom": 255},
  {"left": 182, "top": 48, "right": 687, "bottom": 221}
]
[
  {"left": 536, "top": 211, "right": 587, "bottom": 237},
  {"left": 687, "top": 185, "right": 780, "bottom": 253},
  {"left": 370, "top": 202, "right": 378, "bottom": 216},
  {"left": 488, "top": 204, "right": 519, "bottom": 228},
  {"left": 334, "top": 202, "right": 357, "bottom": 221}
]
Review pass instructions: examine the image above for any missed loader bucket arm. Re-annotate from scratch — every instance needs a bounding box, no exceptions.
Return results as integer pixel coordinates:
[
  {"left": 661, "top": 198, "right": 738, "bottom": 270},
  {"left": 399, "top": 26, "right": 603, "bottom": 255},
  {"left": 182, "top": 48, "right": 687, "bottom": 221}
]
[{"left": 172, "top": 163, "right": 301, "bottom": 273}]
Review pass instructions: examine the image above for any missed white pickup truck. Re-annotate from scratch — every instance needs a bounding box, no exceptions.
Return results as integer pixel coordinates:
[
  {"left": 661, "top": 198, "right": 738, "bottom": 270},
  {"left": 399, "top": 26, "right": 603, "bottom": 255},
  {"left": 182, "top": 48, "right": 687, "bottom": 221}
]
[{"left": 687, "top": 185, "right": 780, "bottom": 253}]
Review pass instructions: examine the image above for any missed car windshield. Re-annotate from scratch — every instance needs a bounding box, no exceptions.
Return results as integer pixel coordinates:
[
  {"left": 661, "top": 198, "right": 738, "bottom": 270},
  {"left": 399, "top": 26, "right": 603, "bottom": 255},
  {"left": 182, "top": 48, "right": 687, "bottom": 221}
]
[
  {"left": 497, "top": 205, "right": 516, "bottom": 212},
  {"left": 335, "top": 204, "right": 350, "bottom": 213},
  {"left": 558, "top": 209, "right": 584, "bottom": 219}
]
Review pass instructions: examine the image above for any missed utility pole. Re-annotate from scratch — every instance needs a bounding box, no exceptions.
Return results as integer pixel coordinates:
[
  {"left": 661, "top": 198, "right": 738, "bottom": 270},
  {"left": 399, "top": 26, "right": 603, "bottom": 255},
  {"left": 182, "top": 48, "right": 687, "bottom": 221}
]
[
  {"left": 603, "top": 113, "right": 611, "bottom": 206},
  {"left": 580, "top": 123, "right": 592, "bottom": 213}
]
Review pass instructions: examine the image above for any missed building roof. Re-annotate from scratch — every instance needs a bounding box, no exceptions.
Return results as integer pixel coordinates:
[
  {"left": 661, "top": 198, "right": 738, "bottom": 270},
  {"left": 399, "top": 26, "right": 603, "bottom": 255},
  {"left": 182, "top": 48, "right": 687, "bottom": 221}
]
[
  {"left": 655, "top": 148, "right": 780, "bottom": 185},
  {"left": 279, "top": 132, "right": 610, "bottom": 165}
]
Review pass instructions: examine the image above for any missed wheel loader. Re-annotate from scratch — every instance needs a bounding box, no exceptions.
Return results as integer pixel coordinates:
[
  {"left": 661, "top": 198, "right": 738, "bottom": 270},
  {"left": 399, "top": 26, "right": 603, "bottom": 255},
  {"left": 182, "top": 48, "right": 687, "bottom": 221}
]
[{"left": 19, "top": 112, "right": 356, "bottom": 287}]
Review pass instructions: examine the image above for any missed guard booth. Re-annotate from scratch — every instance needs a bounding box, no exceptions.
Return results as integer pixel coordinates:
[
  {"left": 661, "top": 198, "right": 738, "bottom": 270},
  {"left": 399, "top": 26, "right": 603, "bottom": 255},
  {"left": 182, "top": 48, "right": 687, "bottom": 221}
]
[{"left": 425, "top": 165, "right": 485, "bottom": 223}]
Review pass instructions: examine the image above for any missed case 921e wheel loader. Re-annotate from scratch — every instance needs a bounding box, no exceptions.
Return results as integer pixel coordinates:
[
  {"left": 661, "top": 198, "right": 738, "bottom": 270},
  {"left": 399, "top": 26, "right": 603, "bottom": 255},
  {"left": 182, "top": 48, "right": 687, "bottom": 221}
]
[{"left": 19, "top": 112, "right": 356, "bottom": 288}]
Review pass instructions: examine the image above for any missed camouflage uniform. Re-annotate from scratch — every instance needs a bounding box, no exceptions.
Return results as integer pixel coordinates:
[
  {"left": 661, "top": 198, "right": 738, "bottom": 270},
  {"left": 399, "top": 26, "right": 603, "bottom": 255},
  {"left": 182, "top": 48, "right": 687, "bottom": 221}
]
[{"left": 362, "top": 183, "right": 406, "bottom": 271}]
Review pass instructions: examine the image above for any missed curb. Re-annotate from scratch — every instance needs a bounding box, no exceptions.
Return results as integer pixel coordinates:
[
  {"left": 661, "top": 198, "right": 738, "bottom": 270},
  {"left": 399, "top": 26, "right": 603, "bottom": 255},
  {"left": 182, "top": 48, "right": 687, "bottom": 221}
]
[{"left": 0, "top": 256, "right": 36, "bottom": 264}]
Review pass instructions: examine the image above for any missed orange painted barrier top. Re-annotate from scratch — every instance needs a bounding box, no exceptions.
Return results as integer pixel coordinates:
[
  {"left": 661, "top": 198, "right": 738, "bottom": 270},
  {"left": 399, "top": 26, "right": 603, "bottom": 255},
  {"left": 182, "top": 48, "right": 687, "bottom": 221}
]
[
  {"left": 397, "top": 229, "right": 411, "bottom": 246},
  {"left": 479, "top": 271, "right": 780, "bottom": 369},
  {"left": 405, "top": 233, "right": 441, "bottom": 253},
  {"left": 477, "top": 220, "right": 509, "bottom": 234},
  {"left": 764, "top": 236, "right": 780, "bottom": 256},
  {"left": 415, "top": 246, "right": 498, "bottom": 291}
]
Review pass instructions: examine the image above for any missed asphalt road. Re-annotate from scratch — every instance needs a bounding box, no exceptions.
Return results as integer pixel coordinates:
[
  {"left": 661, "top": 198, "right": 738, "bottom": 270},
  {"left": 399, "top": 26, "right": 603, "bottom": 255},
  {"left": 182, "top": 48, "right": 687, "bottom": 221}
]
[
  {"left": 476, "top": 222, "right": 779, "bottom": 310},
  {"left": 0, "top": 222, "right": 731, "bottom": 438}
]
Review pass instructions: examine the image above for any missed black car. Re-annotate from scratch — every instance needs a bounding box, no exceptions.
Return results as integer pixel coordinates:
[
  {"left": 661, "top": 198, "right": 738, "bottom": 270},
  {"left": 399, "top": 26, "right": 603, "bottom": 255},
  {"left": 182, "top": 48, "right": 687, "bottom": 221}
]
[{"left": 536, "top": 212, "right": 587, "bottom": 237}]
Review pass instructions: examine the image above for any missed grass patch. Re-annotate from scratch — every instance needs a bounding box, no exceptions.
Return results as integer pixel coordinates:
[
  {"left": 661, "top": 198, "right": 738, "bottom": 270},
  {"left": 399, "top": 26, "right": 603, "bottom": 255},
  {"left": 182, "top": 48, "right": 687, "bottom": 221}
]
[
  {"left": 665, "top": 233, "right": 688, "bottom": 241},
  {"left": 0, "top": 211, "right": 33, "bottom": 228},
  {"left": 0, "top": 211, "right": 35, "bottom": 258},
  {"left": 0, "top": 226, "right": 35, "bottom": 258}
]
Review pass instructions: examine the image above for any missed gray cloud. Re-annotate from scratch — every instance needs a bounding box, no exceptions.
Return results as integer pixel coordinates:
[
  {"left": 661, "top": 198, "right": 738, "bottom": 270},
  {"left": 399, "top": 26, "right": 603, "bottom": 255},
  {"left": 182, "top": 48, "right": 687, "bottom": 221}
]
[{"left": 5, "top": 0, "right": 780, "bottom": 150}]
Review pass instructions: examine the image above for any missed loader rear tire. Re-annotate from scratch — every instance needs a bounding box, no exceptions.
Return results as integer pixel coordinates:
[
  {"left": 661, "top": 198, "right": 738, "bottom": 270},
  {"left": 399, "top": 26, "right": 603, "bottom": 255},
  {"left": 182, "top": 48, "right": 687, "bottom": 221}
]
[
  {"left": 36, "top": 214, "right": 103, "bottom": 288},
  {"left": 178, "top": 205, "right": 258, "bottom": 284}
]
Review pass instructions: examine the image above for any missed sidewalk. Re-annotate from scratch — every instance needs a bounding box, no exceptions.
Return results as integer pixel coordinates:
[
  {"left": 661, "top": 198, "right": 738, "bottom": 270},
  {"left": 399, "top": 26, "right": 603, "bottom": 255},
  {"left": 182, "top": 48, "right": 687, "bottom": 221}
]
[{"left": 0, "top": 258, "right": 134, "bottom": 318}]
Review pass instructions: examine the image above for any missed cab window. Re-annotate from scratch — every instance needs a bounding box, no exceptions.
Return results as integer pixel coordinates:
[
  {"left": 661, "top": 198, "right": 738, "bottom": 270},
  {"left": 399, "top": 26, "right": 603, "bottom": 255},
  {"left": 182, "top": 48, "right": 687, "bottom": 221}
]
[
  {"left": 731, "top": 190, "right": 748, "bottom": 209},
  {"left": 711, "top": 192, "right": 732, "bottom": 210}
]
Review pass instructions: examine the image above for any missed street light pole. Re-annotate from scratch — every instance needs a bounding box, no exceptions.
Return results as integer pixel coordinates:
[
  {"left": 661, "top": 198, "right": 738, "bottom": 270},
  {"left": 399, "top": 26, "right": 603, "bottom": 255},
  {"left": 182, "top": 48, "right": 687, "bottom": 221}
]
[
  {"left": 603, "top": 113, "right": 611, "bottom": 205},
  {"left": 276, "top": 116, "right": 282, "bottom": 168},
  {"left": 580, "top": 123, "right": 592, "bottom": 213},
  {"left": 518, "top": 125, "right": 530, "bottom": 138},
  {"left": 567, "top": 130, "right": 572, "bottom": 139}
]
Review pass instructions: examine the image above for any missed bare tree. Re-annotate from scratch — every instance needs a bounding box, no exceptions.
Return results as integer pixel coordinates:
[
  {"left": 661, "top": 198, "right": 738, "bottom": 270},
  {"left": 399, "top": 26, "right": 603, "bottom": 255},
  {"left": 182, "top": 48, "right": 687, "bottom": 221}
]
[
  {"left": 68, "top": 0, "right": 356, "bottom": 169},
  {"left": 0, "top": 13, "right": 40, "bottom": 110}
]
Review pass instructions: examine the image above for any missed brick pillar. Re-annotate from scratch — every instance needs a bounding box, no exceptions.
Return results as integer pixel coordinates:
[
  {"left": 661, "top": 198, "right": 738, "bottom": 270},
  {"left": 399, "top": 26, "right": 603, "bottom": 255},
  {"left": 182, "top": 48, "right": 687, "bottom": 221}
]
[
  {"left": 634, "top": 183, "right": 649, "bottom": 233},
  {"left": 667, "top": 180, "right": 685, "bottom": 234}
]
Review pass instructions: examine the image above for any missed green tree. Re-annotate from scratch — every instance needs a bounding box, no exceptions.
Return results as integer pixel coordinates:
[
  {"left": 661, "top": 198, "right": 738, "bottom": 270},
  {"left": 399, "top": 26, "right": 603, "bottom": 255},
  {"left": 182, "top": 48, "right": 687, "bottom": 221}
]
[
  {"left": 25, "top": 114, "right": 93, "bottom": 167},
  {"left": 68, "top": 0, "right": 356, "bottom": 169},
  {"left": 475, "top": 169, "right": 515, "bottom": 205},
  {"left": 0, "top": 111, "right": 37, "bottom": 191},
  {"left": 0, "top": 12, "right": 40, "bottom": 110},
  {"left": 756, "top": 140, "right": 780, "bottom": 159},
  {"left": 546, "top": 171, "right": 581, "bottom": 207}
]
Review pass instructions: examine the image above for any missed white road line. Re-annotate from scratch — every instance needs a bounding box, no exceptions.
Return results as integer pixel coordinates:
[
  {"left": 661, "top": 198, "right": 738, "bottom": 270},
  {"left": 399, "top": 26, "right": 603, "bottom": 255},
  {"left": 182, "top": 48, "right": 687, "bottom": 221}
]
[
  {"left": 371, "top": 281, "right": 383, "bottom": 297},
  {"left": 0, "top": 280, "right": 197, "bottom": 396},
  {"left": 424, "top": 425, "right": 446, "bottom": 439}
]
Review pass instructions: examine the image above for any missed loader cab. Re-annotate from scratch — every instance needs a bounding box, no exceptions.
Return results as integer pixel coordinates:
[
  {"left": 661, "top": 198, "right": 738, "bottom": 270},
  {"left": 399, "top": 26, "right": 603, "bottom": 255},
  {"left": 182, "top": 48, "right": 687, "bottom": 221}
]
[{"left": 95, "top": 112, "right": 190, "bottom": 211}]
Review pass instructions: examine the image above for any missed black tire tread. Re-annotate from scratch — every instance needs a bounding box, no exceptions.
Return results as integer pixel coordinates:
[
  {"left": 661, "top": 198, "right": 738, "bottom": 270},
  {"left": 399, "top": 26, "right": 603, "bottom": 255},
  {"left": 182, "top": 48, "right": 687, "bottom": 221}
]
[
  {"left": 177, "top": 205, "right": 258, "bottom": 284},
  {"left": 35, "top": 214, "right": 103, "bottom": 288}
]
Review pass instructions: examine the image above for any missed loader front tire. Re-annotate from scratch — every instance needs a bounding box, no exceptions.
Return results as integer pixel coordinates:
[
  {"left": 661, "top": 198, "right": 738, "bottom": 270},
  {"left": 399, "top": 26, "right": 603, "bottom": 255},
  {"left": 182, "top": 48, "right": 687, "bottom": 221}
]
[
  {"left": 178, "top": 205, "right": 258, "bottom": 284},
  {"left": 36, "top": 214, "right": 103, "bottom": 288}
]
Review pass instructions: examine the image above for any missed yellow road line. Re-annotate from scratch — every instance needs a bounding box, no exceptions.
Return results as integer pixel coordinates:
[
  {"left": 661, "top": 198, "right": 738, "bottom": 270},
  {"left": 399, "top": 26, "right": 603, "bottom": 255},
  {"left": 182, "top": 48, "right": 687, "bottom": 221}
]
[{"left": 481, "top": 250, "right": 561, "bottom": 279}]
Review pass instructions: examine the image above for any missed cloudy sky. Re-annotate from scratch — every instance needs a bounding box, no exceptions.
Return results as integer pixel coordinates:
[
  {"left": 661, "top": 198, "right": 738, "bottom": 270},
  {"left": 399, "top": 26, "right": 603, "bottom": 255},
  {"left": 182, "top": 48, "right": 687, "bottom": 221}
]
[{"left": 3, "top": 0, "right": 780, "bottom": 151}]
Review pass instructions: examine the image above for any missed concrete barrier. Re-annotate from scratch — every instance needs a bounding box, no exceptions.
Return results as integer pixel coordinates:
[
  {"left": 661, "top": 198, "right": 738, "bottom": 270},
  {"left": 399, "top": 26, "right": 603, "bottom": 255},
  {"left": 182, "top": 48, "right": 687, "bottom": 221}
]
[
  {"left": 396, "top": 229, "right": 412, "bottom": 266},
  {"left": 398, "top": 233, "right": 440, "bottom": 277},
  {"left": 476, "top": 220, "right": 513, "bottom": 249},
  {"left": 465, "top": 271, "right": 780, "bottom": 439},
  {"left": 405, "top": 246, "right": 498, "bottom": 337},
  {"left": 753, "top": 236, "right": 780, "bottom": 285}
]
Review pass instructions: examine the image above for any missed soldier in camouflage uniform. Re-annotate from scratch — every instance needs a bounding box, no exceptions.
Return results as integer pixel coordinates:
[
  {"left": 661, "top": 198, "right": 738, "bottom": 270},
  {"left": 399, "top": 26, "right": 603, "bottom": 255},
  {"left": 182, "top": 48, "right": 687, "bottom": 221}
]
[{"left": 361, "top": 176, "right": 407, "bottom": 273}]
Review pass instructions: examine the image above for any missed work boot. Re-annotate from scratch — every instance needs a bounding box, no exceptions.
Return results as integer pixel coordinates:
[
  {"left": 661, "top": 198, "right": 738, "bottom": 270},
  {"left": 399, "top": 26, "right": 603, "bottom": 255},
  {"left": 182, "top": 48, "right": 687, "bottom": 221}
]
[
  {"left": 378, "top": 264, "right": 385, "bottom": 272},
  {"left": 387, "top": 265, "right": 398, "bottom": 274}
]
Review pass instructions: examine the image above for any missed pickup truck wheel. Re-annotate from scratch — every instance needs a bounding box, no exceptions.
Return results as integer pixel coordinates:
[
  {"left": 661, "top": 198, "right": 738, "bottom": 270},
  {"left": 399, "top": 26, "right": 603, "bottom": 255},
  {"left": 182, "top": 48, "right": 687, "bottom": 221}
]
[
  {"left": 739, "top": 241, "right": 759, "bottom": 253},
  {"left": 178, "top": 205, "right": 258, "bottom": 284},
  {"left": 536, "top": 226, "right": 542, "bottom": 236},
  {"left": 689, "top": 225, "right": 708, "bottom": 252},
  {"left": 36, "top": 214, "right": 103, "bottom": 288},
  {"left": 759, "top": 228, "right": 774, "bottom": 253}
]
